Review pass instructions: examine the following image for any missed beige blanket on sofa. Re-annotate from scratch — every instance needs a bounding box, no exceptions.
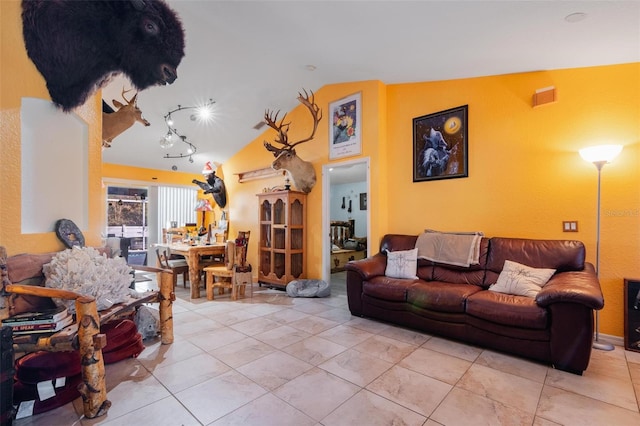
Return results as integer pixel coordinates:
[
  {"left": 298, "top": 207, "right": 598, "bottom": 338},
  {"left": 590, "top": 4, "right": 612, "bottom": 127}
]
[{"left": 415, "top": 230, "right": 483, "bottom": 267}]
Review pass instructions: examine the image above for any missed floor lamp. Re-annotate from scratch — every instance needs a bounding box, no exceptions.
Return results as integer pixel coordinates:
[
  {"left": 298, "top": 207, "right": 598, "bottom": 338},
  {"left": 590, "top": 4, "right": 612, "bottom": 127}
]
[{"left": 579, "top": 144, "right": 623, "bottom": 351}]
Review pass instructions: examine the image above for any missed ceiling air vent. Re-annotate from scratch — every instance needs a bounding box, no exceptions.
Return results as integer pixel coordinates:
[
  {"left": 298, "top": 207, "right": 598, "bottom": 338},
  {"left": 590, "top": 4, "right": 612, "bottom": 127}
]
[{"left": 252, "top": 121, "right": 266, "bottom": 130}]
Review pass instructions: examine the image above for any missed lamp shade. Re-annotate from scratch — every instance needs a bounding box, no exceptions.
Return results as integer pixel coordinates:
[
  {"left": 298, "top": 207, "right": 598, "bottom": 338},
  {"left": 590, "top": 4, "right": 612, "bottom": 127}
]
[
  {"left": 579, "top": 145, "right": 623, "bottom": 164},
  {"left": 159, "top": 132, "right": 174, "bottom": 149},
  {"left": 195, "top": 199, "right": 213, "bottom": 211}
]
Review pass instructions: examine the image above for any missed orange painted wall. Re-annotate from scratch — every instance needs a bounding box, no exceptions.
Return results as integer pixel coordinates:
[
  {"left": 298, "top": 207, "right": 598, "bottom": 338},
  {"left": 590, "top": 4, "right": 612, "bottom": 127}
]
[
  {"left": 226, "top": 64, "right": 639, "bottom": 337},
  {"left": 384, "top": 64, "right": 639, "bottom": 337},
  {"left": 0, "top": 0, "right": 104, "bottom": 253},
  {"left": 2, "top": 0, "right": 638, "bottom": 338},
  {"left": 220, "top": 81, "right": 387, "bottom": 273},
  {"left": 102, "top": 163, "right": 202, "bottom": 187},
  {"left": 101, "top": 163, "right": 217, "bottom": 228}
]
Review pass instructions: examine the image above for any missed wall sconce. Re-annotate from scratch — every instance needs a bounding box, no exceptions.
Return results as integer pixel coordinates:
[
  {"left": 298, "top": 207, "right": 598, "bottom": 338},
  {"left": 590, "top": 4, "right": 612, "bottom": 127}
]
[
  {"left": 341, "top": 197, "right": 346, "bottom": 209},
  {"left": 348, "top": 200, "right": 352, "bottom": 213}
]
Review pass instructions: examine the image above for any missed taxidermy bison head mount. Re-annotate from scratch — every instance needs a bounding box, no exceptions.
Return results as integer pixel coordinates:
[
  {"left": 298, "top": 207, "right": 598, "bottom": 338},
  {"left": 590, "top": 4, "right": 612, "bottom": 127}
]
[{"left": 22, "top": 0, "right": 185, "bottom": 111}]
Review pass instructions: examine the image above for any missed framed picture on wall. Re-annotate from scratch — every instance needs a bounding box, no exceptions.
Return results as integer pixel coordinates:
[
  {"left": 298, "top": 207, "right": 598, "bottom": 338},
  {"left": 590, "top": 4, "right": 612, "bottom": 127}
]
[
  {"left": 329, "top": 92, "right": 362, "bottom": 160},
  {"left": 624, "top": 278, "right": 640, "bottom": 352},
  {"left": 413, "top": 105, "right": 468, "bottom": 182},
  {"left": 359, "top": 193, "right": 367, "bottom": 210}
]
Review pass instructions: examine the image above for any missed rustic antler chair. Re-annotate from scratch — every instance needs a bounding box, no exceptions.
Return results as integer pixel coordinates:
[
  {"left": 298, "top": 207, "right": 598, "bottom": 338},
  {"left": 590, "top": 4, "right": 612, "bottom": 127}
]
[
  {"left": 0, "top": 246, "right": 175, "bottom": 420},
  {"left": 203, "top": 231, "right": 252, "bottom": 301}
]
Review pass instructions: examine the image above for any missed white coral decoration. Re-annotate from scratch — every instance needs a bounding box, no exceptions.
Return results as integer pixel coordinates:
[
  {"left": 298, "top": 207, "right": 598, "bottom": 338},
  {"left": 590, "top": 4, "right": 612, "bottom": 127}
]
[{"left": 44, "top": 246, "right": 132, "bottom": 313}]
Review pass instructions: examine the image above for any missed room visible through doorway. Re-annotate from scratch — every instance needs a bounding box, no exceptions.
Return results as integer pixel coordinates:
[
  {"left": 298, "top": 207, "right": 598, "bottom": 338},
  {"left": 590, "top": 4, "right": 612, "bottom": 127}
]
[{"left": 322, "top": 158, "right": 370, "bottom": 290}]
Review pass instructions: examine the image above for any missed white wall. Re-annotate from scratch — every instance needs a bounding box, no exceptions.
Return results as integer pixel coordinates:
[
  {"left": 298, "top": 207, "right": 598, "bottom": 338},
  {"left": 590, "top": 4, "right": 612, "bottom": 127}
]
[
  {"left": 21, "top": 98, "right": 88, "bottom": 234},
  {"left": 329, "top": 181, "right": 367, "bottom": 237}
]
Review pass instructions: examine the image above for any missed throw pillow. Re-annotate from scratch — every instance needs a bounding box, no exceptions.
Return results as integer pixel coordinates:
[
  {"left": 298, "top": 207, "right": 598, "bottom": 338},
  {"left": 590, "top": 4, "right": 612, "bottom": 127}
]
[
  {"left": 489, "top": 260, "right": 556, "bottom": 298},
  {"left": 385, "top": 248, "right": 418, "bottom": 279}
]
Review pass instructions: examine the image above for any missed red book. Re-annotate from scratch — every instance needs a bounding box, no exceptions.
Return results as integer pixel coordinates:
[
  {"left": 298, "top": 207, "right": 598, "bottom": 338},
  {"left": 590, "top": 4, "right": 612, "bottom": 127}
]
[{"left": 10, "top": 316, "right": 73, "bottom": 335}]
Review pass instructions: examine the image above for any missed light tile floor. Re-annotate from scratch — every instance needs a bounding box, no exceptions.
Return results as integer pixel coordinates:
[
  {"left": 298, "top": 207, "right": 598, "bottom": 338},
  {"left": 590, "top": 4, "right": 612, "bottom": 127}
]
[{"left": 13, "top": 272, "right": 640, "bottom": 425}]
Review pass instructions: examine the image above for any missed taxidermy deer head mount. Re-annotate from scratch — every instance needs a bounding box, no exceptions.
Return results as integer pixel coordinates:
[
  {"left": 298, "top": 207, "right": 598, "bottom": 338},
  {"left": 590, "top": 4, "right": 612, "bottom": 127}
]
[
  {"left": 102, "top": 88, "right": 150, "bottom": 148},
  {"left": 263, "top": 89, "right": 322, "bottom": 193}
]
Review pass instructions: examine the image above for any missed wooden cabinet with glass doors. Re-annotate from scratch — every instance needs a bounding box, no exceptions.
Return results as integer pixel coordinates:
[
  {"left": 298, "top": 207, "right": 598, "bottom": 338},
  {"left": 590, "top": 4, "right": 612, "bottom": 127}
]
[{"left": 257, "top": 191, "right": 306, "bottom": 288}]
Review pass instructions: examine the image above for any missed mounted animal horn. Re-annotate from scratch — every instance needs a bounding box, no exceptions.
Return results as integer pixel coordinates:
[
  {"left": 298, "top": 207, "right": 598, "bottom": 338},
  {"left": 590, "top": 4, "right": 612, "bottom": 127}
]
[
  {"left": 131, "top": 0, "right": 147, "bottom": 10},
  {"left": 102, "top": 88, "right": 150, "bottom": 148},
  {"left": 263, "top": 89, "right": 322, "bottom": 193}
]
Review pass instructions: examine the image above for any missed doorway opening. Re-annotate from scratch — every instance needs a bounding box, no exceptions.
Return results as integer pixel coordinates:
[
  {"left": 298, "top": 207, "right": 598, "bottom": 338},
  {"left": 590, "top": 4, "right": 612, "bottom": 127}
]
[
  {"left": 322, "top": 158, "right": 370, "bottom": 294},
  {"left": 107, "top": 186, "right": 149, "bottom": 265}
]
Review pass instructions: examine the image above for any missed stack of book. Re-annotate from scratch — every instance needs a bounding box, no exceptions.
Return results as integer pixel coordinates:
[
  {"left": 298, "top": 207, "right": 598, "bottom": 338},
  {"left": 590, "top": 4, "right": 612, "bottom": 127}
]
[{"left": 1, "top": 306, "right": 72, "bottom": 335}]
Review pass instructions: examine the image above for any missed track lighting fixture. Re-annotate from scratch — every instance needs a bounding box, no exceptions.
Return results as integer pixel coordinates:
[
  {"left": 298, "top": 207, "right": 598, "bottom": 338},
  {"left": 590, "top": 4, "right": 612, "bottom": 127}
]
[{"left": 160, "top": 99, "right": 215, "bottom": 162}]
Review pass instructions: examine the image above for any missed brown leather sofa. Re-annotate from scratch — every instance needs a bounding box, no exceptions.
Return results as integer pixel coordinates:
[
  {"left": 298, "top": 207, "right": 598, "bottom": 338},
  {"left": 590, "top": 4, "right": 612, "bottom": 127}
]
[{"left": 345, "top": 234, "right": 605, "bottom": 375}]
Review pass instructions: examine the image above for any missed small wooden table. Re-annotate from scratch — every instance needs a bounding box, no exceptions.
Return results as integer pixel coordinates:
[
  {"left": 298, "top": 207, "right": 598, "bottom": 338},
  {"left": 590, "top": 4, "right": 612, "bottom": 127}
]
[
  {"left": 331, "top": 249, "right": 367, "bottom": 273},
  {"left": 158, "top": 243, "right": 225, "bottom": 299}
]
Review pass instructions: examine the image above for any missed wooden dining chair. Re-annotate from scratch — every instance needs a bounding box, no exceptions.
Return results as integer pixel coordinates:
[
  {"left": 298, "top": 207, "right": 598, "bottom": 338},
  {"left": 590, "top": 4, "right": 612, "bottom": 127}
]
[
  {"left": 162, "top": 227, "right": 186, "bottom": 244},
  {"left": 203, "top": 241, "right": 234, "bottom": 300},
  {"left": 233, "top": 231, "right": 252, "bottom": 299},
  {"left": 203, "top": 231, "right": 252, "bottom": 301},
  {"left": 196, "top": 228, "right": 229, "bottom": 283},
  {"left": 156, "top": 248, "right": 189, "bottom": 289}
]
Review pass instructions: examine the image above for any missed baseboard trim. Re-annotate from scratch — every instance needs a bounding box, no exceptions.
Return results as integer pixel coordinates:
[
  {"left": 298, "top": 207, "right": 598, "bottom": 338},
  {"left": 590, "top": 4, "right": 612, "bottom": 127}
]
[{"left": 597, "top": 333, "right": 623, "bottom": 348}]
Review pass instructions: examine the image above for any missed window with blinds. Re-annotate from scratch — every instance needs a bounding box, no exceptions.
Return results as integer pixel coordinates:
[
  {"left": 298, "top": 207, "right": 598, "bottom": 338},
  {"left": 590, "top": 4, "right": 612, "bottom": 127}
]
[{"left": 157, "top": 186, "right": 198, "bottom": 236}]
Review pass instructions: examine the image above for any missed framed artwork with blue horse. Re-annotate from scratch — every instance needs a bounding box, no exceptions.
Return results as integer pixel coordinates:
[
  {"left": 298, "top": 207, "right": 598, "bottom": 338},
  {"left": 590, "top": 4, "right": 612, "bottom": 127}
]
[{"left": 413, "top": 105, "right": 468, "bottom": 182}]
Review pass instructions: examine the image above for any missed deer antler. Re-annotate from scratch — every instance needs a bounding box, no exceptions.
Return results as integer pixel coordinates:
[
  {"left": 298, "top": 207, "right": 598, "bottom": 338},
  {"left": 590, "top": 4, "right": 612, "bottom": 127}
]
[
  {"left": 290, "top": 89, "right": 322, "bottom": 148},
  {"left": 263, "top": 110, "right": 291, "bottom": 157},
  {"left": 120, "top": 87, "right": 137, "bottom": 105},
  {"left": 263, "top": 89, "right": 322, "bottom": 157}
]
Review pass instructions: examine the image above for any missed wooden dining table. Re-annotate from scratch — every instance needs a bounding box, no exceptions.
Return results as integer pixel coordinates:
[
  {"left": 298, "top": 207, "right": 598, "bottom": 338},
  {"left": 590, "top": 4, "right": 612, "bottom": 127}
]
[{"left": 157, "top": 242, "right": 225, "bottom": 299}]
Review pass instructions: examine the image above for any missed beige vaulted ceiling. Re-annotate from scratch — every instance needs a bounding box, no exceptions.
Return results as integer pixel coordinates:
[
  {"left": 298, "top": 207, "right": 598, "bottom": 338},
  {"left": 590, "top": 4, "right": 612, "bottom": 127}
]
[{"left": 101, "top": 0, "right": 640, "bottom": 174}]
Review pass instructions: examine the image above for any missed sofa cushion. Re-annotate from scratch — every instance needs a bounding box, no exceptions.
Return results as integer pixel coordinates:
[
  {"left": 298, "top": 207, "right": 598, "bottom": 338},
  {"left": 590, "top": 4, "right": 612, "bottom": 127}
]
[
  {"left": 5, "top": 249, "right": 113, "bottom": 316},
  {"left": 15, "top": 351, "right": 81, "bottom": 384},
  {"left": 7, "top": 278, "right": 58, "bottom": 316},
  {"left": 407, "top": 281, "right": 482, "bottom": 313},
  {"left": 385, "top": 248, "right": 418, "bottom": 279},
  {"left": 103, "top": 333, "right": 144, "bottom": 365},
  {"left": 416, "top": 264, "right": 434, "bottom": 281},
  {"left": 428, "top": 238, "right": 489, "bottom": 287},
  {"left": 489, "top": 260, "right": 555, "bottom": 298},
  {"left": 466, "top": 291, "right": 548, "bottom": 330},
  {"left": 380, "top": 234, "right": 419, "bottom": 253},
  {"left": 363, "top": 276, "right": 417, "bottom": 302},
  {"left": 6, "top": 253, "right": 56, "bottom": 283},
  {"left": 485, "top": 238, "right": 585, "bottom": 286},
  {"left": 13, "top": 373, "right": 83, "bottom": 418}
]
